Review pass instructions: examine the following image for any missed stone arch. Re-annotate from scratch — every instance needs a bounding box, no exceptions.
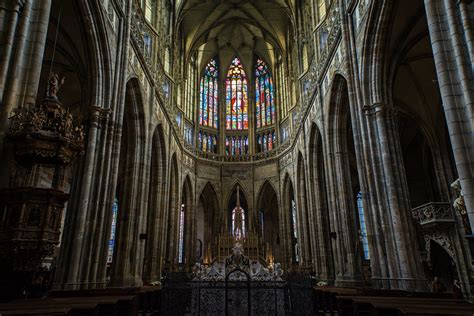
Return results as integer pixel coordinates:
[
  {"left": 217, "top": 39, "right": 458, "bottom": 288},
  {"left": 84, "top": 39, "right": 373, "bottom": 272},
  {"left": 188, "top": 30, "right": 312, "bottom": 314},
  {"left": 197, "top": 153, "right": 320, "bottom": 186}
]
[
  {"left": 197, "top": 182, "right": 220, "bottom": 263},
  {"left": 180, "top": 175, "right": 194, "bottom": 267},
  {"left": 325, "top": 73, "right": 364, "bottom": 286},
  {"left": 297, "top": 152, "right": 312, "bottom": 267},
  {"left": 110, "top": 78, "right": 148, "bottom": 287},
  {"left": 165, "top": 153, "right": 179, "bottom": 268},
  {"left": 388, "top": 7, "right": 456, "bottom": 204},
  {"left": 359, "top": 1, "right": 396, "bottom": 105},
  {"left": 282, "top": 174, "right": 298, "bottom": 268},
  {"left": 256, "top": 180, "right": 281, "bottom": 263},
  {"left": 227, "top": 182, "right": 250, "bottom": 236},
  {"left": 143, "top": 124, "right": 167, "bottom": 282},
  {"left": 308, "top": 122, "right": 334, "bottom": 282}
]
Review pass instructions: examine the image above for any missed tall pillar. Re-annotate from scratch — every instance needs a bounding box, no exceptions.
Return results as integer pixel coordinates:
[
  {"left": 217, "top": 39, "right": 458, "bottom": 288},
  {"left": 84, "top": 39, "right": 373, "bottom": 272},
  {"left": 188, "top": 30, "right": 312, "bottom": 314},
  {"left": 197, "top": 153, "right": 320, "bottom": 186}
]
[
  {"left": 424, "top": 0, "right": 474, "bottom": 233},
  {"left": 0, "top": 0, "right": 52, "bottom": 138},
  {"left": 362, "top": 104, "right": 427, "bottom": 291}
]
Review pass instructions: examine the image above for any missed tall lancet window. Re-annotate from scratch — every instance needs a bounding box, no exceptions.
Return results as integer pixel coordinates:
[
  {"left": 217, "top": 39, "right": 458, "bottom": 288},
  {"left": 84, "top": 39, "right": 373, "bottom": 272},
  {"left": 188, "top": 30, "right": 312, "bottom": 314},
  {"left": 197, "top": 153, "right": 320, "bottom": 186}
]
[
  {"left": 199, "top": 58, "right": 219, "bottom": 128},
  {"left": 178, "top": 203, "right": 185, "bottom": 264},
  {"left": 226, "top": 57, "right": 249, "bottom": 130},
  {"left": 291, "top": 198, "right": 299, "bottom": 263},
  {"left": 232, "top": 186, "right": 246, "bottom": 240},
  {"left": 357, "top": 192, "right": 370, "bottom": 260},
  {"left": 107, "top": 197, "right": 119, "bottom": 264},
  {"left": 199, "top": 58, "right": 219, "bottom": 153},
  {"left": 255, "top": 58, "right": 275, "bottom": 128}
]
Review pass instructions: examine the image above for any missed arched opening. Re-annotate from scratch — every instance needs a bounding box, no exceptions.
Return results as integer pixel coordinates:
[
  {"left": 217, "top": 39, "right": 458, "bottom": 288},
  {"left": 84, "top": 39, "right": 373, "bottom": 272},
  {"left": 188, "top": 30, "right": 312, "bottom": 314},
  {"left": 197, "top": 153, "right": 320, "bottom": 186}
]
[
  {"left": 398, "top": 115, "right": 441, "bottom": 207},
  {"left": 283, "top": 176, "right": 299, "bottom": 267},
  {"left": 390, "top": 4, "right": 456, "bottom": 208},
  {"left": 228, "top": 184, "right": 249, "bottom": 238},
  {"left": 387, "top": 0, "right": 468, "bottom": 289},
  {"left": 179, "top": 176, "right": 194, "bottom": 267},
  {"left": 143, "top": 125, "right": 167, "bottom": 283},
  {"left": 308, "top": 124, "right": 334, "bottom": 281},
  {"left": 165, "top": 154, "right": 179, "bottom": 271},
  {"left": 429, "top": 241, "right": 457, "bottom": 292},
  {"left": 326, "top": 74, "right": 364, "bottom": 285},
  {"left": 110, "top": 79, "right": 147, "bottom": 287},
  {"left": 297, "top": 152, "right": 313, "bottom": 268},
  {"left": 257, "top": 181, "right": 281, "bottom": 264},
  {"left": 196, "top": 183, "right": 219, "bottom": 263}
]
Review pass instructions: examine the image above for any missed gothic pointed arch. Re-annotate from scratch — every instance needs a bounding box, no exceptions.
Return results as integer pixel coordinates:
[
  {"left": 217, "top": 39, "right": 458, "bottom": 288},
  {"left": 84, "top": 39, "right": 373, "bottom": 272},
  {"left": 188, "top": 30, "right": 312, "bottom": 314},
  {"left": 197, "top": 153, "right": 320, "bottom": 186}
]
[
  {"left": 297, "top": 151, "right": 312, "bottom": 267},
  {"left": 309, "top": 122, "right": 334, "bottom": 281},
  {"left": 199, "top": 57, "right": 219, "bottom": 129},
  {"left": 144, "top": 124, "right": 167, "bottom": 282},
  {"left": 225, "top": 56, "right": 249, "bottom": 131},
  {"left": 109, "top": 78, "right": 148, "bottom": 287},
  {"left": 179, "top": 175, "right": 194, "bottom": 265},
  {"left": 256, "top": 180, "right": 281, "bottom": 263},
  {"left": 282, "top": 174, "right": 298, "bottom": 267},
  {"left": 197, "top": 182, "right": 219, "bottom": 263},
  {"left": 166, "top": 154, "right": 179, "bottom": 266},
  {"left": 227, "top": 182, "right": 250, "bottom": 238}
]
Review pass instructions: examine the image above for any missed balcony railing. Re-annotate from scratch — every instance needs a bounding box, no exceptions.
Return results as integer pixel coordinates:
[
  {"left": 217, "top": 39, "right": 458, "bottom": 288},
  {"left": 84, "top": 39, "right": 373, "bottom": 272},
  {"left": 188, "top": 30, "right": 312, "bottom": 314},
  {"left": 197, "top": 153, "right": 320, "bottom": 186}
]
[{"left": 412, "top": 202, "right": 455, "bottom": 226}]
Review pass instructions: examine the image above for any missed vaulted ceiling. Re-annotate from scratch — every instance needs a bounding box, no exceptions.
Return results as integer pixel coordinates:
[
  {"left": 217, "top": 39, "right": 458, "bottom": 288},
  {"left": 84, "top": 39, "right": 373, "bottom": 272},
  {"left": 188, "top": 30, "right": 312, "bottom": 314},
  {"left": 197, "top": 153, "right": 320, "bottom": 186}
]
[{"left": 177, "top": 0, "right": 294, "bottom": 75}]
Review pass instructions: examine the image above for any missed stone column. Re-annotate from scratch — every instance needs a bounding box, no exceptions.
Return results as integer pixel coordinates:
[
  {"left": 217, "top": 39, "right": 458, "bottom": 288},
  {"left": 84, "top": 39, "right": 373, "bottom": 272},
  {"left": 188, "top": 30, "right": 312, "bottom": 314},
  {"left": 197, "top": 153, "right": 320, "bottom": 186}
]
[
  {"left": 362, "top": 104, "right": 427, "bottom": 291},
  {"left": 424, "top": 0, "right": 474, "bottom": 232},
  {"left": 0, "top": 0, "right": 52, "bottom": 137}
]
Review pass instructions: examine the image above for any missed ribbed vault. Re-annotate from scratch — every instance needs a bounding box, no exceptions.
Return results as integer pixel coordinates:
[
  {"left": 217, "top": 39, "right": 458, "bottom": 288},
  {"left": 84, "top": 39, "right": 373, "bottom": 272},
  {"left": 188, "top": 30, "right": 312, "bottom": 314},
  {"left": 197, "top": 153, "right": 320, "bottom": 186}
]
[{"left": 177, "top": 0, "right": 294, "bottom": 73}]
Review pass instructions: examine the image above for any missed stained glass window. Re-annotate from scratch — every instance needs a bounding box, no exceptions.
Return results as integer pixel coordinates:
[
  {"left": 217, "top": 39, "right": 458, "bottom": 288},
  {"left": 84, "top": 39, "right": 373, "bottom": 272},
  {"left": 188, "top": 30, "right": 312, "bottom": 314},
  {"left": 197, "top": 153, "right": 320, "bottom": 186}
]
[
  {"left": 226, "top": 57, "right": 248, "bottom": 130},
  {"left": 231, "top": 205, "right": 246, "bottom": 240},
  {"left": 255, "top": 58, "right": 275, "bottom": 128},
  {"left": 257, "top": 131, "right": 276, "bottom": 153},
  {"left": 198, "top": 131, "right": 218, "bottom": 153},
  {"left": 107, "top": 198, "right": 119, "bottom": 264},
  {"left": 178, "top": 203, "right": 185, "bottom": 264},
  {"left": 226, "top": 136, "right": 248, "bottom": 155},
  {"left": 357, "top": 192, "right": 370, "bottom": 260},
  {"left": 291, "top": 198, "right": 299, "bottom": 263},
  {"left": 199, "top": 58, "right": 219, "bottom": 129}
]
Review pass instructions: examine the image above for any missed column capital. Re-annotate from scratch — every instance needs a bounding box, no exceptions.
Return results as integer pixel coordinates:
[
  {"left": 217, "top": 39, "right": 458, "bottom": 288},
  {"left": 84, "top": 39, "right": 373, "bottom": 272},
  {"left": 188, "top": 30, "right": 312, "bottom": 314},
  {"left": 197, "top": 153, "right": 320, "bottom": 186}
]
[
  {"left": 362, "top": 102, "right": 386, "bottom": 116},
  {"left": 89, "top": 106, "right": 112, "bottom": 121},
  {"left": 363, "top": 103, "right": 398, "bottom": 117}
]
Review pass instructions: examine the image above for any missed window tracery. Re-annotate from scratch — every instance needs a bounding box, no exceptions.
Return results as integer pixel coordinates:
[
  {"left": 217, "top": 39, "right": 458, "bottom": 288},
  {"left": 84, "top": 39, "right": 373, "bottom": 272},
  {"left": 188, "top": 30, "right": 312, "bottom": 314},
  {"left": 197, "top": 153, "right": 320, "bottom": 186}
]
[
  {"left": 255, "top": 58, "right": 275, "bottom": 128},
  {"left": 199, "top": 58, "right": 219, "bottom": 129},
  {"left": 226, "top": 57, "right": 248, "bottom": 130}
]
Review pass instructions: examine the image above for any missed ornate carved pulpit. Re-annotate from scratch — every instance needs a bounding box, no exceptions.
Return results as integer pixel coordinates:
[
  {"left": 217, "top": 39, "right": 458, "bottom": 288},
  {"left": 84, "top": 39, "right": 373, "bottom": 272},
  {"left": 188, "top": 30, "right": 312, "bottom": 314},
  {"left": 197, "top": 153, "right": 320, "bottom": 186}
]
[{"left": 0, "top": 75, "right": 84, "bottom": 272}]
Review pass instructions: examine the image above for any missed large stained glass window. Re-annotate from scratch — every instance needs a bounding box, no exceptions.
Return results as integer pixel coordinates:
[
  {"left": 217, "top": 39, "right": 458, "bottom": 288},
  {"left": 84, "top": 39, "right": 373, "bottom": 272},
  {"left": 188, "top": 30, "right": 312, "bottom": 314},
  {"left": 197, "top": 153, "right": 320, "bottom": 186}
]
[
  {"left": 226, "top": 57, "right": 248, "bottom": 130},
  {"left": 199, "top": 58, "right": 219, "bottom": 129},
  {"left": 357, "top": 192, "right": 370, "bottom": 260},
  {"left": 255, "top": 58, "right": 275, "bottom": 128}
]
